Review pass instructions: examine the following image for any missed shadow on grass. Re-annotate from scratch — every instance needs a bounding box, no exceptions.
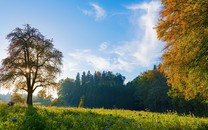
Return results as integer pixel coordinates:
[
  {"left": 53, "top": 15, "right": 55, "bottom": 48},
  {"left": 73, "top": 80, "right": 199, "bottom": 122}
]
[
  {"left": 20, "top": 106, "right": 46, "bottom": 130},
  {"left": 20, "top": 107, "right": 140, "bottom": 130}
]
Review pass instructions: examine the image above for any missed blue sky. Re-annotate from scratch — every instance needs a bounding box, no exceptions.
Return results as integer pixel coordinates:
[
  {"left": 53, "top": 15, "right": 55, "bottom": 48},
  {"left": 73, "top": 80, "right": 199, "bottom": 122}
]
[{"left": 0, "top": 0, "right": 164, "bottom": 85}]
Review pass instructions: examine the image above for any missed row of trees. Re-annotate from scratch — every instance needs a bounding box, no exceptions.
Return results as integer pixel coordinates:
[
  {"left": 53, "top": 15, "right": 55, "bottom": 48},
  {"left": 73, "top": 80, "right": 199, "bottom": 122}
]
[
  {"left": 57, "top": 67, "right": 208, "bottom": 116},
  {"left": 58, "top": 71, "right": 134, "bottom": 109}
]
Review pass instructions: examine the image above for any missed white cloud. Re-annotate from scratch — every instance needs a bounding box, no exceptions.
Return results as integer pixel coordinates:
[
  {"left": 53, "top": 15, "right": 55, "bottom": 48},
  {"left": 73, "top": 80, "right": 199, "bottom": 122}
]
[
  {"left": 59, "top": 55, "right": 83, "bottom": 80},
  {"left": 66, "top": 49, "right": 133, "bottom": 72},
  {"left": 90, "top": 3, "right": 106, "bottom": 20},
  {"left": 127, "top": 1, "right": 160, "bottom": 11},
  {"left": 99, "top": 42, "right": 108, "bottom": 51},
  {"left": 68, "top": 50, "right": 110, "bottom": 70},
  {"left": 81, "top": 3, "right": 106, "bottom": 21},
  {"left": 121, "top": 1, "right": 162, "bottom": 67}
]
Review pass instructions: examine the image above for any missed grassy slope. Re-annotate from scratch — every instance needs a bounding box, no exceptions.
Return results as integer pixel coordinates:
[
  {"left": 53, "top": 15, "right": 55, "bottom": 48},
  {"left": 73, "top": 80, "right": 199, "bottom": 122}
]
[{"left": 0, "top": 102, "right": 208, "bottom": 130}]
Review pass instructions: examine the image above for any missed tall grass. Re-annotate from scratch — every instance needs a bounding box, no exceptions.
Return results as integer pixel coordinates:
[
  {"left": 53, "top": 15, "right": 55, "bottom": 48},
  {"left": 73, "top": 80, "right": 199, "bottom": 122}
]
[{"left": 0, "top": 102, "right": 207, "bottom": 130}]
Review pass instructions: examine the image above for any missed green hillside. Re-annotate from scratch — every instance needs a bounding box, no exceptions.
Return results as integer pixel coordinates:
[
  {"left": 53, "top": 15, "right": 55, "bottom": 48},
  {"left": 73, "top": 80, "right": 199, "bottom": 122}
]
[{"left": 0, "top": 102, "right": 207, "bottom": 130}]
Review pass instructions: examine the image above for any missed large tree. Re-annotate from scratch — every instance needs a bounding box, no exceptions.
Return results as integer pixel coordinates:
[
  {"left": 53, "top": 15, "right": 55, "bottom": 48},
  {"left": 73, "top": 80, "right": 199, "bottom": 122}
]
[
  {"left": 156, "top": 0, "right": 208, "bottom": 102},
  {"left": 0, "top": 25, "right": 63, "bottom": 106}
]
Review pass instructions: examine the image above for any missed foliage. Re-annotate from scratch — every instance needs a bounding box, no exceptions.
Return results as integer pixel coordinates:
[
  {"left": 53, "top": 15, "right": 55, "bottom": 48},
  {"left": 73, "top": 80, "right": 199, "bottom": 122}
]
[
  {"left": 128, "top": 67, "right": 208, "bottom": 116},
  {"left": 0, "top": 103, "right": 207, "bottom": 130},
  {"left": 10, "top": 92, "right": 26, "bottom": 104},
  {"left": 33, "top": 89, "right": 53, "bottom": 106},
  {"left": 156, "top": 0, "right": 208, "bottom": 102},
  {"left": 128, "top": 68, "right": 172, "bottom": 112},
  {"left": 0, "top": 24, "right": 63, "bottom": 106},
  {"left": 58, "top": 71, "right": 134, "bottom": 109},
  {"left": 58, "top": 78, "right": 78, "bottom": 106}
]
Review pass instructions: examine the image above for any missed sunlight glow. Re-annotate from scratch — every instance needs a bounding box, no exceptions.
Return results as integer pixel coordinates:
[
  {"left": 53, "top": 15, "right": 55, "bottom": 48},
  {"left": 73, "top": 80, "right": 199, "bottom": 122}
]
[{"left": 25, "top": 68, "right": 30, "bottom": 73}]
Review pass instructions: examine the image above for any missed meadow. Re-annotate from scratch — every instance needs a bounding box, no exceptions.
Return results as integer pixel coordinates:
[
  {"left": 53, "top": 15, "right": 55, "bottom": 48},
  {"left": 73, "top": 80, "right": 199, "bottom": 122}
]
[{"left": 0, "top": 102, "right": 207, "bottom": 130}]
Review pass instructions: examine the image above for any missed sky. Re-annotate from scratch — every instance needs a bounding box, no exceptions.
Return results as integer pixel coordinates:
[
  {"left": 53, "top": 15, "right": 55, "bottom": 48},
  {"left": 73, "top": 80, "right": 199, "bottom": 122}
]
[{"left": 0, "top": 0, "right": 164, "bottom": 94}]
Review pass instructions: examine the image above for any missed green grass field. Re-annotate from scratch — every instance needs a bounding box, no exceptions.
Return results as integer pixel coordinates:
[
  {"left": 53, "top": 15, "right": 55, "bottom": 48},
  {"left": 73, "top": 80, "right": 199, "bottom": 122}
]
[{"left": 0, "top": 102, "right": 207, "bottom": 130}]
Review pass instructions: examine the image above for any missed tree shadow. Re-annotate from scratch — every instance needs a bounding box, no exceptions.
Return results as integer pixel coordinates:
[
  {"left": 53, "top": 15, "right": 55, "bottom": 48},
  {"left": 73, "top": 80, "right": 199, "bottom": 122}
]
[
  {"left": 30, "top": 108, "right": 141, "bottom": 130},
  {"left": 20, "top": 106, "right": 46, "bottom": 130}
]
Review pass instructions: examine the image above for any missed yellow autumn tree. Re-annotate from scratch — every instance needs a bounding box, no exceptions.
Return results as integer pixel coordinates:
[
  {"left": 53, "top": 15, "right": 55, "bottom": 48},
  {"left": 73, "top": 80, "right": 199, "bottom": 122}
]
[{"left": 157, "top": 0, "right": 208, "bottom": 102}]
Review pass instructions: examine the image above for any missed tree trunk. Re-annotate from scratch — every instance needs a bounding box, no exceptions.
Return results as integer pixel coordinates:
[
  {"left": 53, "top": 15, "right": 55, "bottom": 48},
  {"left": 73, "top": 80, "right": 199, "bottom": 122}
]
[{"left": 27, "top": 90, "right": 33, "bottom": 106}]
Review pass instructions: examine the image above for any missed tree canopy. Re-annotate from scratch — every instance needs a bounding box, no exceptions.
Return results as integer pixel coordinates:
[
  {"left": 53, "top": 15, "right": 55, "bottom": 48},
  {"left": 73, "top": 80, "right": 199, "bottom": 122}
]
[
  {"left": 0, "top": 24, "right": 63, "bottom": 106},
  {"left": 127, "top": 68, "right": 172, "bottom": 112},
  {"left": 156, "top": 0, "right": 208, "bottom": 102}
]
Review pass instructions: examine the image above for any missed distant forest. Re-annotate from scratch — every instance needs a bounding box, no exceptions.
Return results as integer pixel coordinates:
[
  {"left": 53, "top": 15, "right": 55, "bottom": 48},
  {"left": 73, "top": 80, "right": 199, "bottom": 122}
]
[{"left": 57, "top": 65, "right": 207, "bottom": 117}]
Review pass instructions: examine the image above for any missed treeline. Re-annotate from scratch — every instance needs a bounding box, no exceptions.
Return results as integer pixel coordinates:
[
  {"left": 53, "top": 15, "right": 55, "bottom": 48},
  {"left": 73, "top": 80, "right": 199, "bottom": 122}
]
[
  {"left": 58, "top": 66, "right": 208, "bottom": 116},
  {"left": 58, "top": 71, "right": 134, "bottom": 109}
]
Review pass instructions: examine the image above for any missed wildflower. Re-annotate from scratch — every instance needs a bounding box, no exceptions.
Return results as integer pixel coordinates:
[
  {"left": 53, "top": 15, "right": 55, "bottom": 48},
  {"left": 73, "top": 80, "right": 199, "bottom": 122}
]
[{"left": 12, "top": 118, "right": 17, "bottom": 122}]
